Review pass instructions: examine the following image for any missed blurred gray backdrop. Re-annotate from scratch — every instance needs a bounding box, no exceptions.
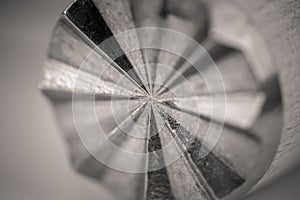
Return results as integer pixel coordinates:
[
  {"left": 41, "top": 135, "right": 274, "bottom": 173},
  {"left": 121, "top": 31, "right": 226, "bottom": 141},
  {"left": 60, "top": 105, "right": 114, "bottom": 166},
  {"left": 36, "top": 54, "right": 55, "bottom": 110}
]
[{"left": 0, "top": 0, "right": 299, "bottom": 199}]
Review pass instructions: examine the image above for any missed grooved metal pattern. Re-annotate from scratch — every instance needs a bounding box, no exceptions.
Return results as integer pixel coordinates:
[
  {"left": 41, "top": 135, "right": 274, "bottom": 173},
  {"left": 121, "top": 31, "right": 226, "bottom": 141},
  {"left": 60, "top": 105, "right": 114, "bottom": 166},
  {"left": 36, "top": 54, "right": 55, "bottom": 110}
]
[{"left": 39, "top": 0, "right": 283, "bottom": 199}]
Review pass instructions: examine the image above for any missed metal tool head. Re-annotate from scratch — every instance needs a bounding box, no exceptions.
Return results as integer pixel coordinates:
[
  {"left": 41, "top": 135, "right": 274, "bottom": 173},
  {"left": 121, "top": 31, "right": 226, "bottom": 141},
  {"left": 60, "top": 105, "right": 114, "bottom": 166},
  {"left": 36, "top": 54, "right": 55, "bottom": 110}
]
[{"left": 39, "top": 0, "right": 282, "bottom": 199}]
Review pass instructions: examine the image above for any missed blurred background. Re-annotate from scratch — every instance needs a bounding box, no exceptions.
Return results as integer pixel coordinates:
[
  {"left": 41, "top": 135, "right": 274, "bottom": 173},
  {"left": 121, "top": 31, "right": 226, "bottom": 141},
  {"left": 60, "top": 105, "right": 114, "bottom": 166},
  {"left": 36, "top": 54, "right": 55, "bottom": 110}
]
[{"left": 0, "top": 0, "right": 299, "bottom": 199}]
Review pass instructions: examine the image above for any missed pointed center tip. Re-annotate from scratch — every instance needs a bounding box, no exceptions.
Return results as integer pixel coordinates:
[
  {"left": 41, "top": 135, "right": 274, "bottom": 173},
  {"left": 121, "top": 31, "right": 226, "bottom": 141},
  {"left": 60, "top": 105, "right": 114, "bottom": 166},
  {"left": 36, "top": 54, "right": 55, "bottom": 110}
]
[{"left": 145, "top": 94, "right": 158, "bottom": 105}]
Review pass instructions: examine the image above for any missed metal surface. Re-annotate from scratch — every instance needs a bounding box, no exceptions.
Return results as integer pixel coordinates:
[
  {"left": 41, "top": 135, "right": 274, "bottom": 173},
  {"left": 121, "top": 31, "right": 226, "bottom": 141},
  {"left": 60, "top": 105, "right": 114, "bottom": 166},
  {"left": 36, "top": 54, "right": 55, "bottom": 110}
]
[{"left": 39, "top": 0, "right": 282, "bottom": 199}]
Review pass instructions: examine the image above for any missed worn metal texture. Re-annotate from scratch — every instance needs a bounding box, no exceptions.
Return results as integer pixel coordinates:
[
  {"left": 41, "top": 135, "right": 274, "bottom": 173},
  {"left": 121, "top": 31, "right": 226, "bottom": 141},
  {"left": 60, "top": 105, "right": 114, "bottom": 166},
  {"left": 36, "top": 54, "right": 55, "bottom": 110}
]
[{"left": 39, "top": 0, "right": 284, "bottom": 199}]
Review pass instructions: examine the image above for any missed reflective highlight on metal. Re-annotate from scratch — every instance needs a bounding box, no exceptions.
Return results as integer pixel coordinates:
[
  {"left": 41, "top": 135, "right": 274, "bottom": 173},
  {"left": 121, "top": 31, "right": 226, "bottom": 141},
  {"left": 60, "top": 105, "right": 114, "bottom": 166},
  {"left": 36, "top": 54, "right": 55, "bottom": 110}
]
[{"left": 39, "top": 0, "right": 282, "bottom": 199}]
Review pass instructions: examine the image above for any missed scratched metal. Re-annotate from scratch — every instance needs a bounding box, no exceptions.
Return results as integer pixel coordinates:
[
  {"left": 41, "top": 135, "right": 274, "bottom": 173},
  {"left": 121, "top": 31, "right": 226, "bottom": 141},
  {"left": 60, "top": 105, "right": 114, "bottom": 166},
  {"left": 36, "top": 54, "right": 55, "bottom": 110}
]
[{"left": 39, "top": 0, "right": 282, "bottom": 200}]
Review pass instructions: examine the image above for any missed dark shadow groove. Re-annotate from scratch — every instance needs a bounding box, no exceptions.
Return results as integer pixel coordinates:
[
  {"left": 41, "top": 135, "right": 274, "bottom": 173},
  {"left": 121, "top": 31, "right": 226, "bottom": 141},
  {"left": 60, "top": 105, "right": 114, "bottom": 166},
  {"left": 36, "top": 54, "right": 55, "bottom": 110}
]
[
  {"left": 146, "top": 108, "right": 175, "bottom": 200},
  {"left": 66, "top": 0, "right": 148, "bottom": 92},
  {"left": 158, "top": 108, "right": 246, "bottom": 198}
]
